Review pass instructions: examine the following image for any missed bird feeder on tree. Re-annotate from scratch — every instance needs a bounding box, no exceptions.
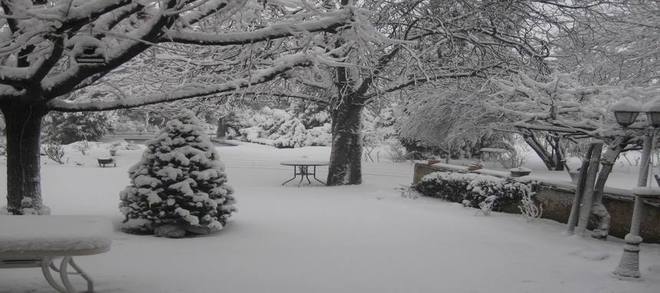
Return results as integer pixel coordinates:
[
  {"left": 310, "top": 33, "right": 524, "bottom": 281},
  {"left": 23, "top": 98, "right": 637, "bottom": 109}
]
[
  {"left": 611, "top": 97, "right": 642, "bottom": 127},
  {"left": 72, "top": 35, "right": 107, "bottom": 65}
]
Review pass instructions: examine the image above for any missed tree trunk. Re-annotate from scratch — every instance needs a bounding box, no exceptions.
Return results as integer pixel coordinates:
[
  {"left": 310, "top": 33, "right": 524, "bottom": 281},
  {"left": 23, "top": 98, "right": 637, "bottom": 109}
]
[
  {"left": 521, "top": 132, "right": 564, "bottom": 171},
  {"left": 575, "top": 142, "right": 603, "bottom": 235},
  {"left": 216, "top": 117, "right": 226, "bottom": 139},
  {"left": 1, "top": 104, "right": 47, "bottom": 215},
  {"left": 327, "top": 102, "right": 364, "bottom": 186},
  {"left": 566, "top": 145, "right": 594, "bottom": 234},
  {"left": 590, "top": 141, "right": 625, "bottom": 239}
]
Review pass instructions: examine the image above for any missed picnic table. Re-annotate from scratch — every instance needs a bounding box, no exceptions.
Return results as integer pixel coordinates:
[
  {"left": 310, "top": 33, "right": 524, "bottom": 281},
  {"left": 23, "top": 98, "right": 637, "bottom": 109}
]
[
  {"left": 280, "top": 160, "right": 329, "bottom": 186},
  {"left": 0, "top": 215, "right": 112, "bottom": 293}
]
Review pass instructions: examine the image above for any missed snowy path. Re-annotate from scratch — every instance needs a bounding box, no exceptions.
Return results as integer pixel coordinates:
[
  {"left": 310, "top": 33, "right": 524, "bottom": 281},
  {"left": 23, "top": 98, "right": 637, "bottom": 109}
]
[{"left": 1, "top": 142, "right": 660, "bottom": 292}]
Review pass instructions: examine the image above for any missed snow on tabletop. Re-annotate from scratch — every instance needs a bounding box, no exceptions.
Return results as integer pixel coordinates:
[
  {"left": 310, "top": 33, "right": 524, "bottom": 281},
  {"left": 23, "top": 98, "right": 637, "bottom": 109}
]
[
  {"left": 0, "top": 215, "right": 112, "bottom": 257},
  {"left": 610, "top": 96, "right": 642, "bottom": 112},
  {"left": 280, "top": 160, "right": 329, "bottom": 165}
]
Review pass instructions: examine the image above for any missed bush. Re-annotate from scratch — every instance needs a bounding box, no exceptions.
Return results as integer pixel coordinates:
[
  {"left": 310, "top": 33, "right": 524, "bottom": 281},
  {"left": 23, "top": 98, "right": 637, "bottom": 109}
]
[
  {"left": 43, "top": 143, "right": 65, "bottom": 164},
  {"left": 237, "top": 107, "right": 331, "bottom": 148},
  {"left": 43, "top": 112, "right": 111, "bottom": 144},
  {"left": 415, "top": 171, "right": 537, "bottom": 212},
  {"left": 119, "top": 111, "right": 236, "bottom": 237}
]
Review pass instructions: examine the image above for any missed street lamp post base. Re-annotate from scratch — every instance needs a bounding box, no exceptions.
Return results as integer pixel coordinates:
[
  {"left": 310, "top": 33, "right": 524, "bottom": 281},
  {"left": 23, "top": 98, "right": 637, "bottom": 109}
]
[{"left": 613, "top": 234, "right": 643, "bottom": 279}]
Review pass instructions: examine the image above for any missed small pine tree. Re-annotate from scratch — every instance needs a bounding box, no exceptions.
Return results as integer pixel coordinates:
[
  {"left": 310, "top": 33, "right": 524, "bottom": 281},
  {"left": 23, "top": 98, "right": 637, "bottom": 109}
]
[{"left": 119, "top": 111, "right": 235, "bottom": 237}]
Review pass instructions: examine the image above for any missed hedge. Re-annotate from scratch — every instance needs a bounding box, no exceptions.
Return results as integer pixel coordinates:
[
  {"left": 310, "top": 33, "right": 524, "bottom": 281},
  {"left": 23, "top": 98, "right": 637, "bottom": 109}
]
[{"left": 415, "top": 171, "right": 538, "bottom": 211}]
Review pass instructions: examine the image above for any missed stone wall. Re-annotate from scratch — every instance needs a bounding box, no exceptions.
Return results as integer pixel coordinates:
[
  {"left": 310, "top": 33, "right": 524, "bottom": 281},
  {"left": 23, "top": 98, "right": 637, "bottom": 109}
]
[{"left": 413, "top": 163, "right": 660, "bottom": 243}]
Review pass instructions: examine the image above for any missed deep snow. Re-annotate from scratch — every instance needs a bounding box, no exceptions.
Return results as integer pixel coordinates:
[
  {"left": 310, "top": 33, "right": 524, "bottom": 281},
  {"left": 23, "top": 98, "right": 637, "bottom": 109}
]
[{"left": 1, "top": 142, "right": 659, "bottom": 293}]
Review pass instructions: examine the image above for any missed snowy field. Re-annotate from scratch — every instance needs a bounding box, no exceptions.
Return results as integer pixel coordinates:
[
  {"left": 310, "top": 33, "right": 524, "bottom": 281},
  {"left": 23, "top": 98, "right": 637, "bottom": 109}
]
[{"left": 1, "top": 142, "right": 660, "bottom": 293}]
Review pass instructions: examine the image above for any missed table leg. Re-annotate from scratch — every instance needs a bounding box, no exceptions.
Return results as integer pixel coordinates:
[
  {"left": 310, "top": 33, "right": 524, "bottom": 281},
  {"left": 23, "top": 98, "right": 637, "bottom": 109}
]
[
  {"left": 298, "top": 166, "right": 307, "bottom": 185},
  {"left": 281, "top": 166, "right": 298, "bottom": 186},
  {"left": 312, "top": 166, "right": 326, "bottom": 185},
  {"left": 303, "top": 166, "right": 312, "bottom": 184}
]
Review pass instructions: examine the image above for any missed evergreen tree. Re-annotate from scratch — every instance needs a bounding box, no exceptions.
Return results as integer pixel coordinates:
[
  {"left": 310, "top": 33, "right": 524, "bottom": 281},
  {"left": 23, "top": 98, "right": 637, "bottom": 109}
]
[{"left": 119, "top": 111, "right": 235, "bottom": 237}]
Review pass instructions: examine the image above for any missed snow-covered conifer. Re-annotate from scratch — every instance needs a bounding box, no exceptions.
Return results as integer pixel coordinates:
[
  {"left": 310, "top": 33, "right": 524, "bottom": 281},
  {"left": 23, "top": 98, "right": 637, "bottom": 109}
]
[{"left": 119, "top": 111, "right": 235, "bottom": 237}]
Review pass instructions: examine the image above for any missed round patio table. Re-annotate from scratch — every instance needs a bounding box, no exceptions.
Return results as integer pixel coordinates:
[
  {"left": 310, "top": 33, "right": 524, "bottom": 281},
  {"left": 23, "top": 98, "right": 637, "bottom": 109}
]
[{"left": 280, "top": 160, "right": 329, "bottom": 186}]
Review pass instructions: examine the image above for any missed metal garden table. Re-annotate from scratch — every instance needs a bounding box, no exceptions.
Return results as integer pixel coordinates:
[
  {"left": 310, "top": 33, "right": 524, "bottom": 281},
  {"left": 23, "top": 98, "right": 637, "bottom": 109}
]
[{"left": 280, "top": 160, "right": 329, "bottom": 186}]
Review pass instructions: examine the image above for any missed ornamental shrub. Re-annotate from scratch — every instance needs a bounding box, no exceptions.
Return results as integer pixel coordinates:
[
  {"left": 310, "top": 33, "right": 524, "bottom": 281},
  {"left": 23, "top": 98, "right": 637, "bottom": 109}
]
[
  {"left": 119, "top": 111, "right": 235, "bottom": 237},
  {"left": 43, "top": 112, "right": 111, "bottom": 144},
  {"left": 415, "top": 171, "right": 537, "bottom": 211}
]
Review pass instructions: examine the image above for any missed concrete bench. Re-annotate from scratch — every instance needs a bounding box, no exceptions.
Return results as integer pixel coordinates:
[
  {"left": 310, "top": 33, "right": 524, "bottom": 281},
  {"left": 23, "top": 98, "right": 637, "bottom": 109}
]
[{"left": 0, "top": 215, "right": 112, "bottom": 293}]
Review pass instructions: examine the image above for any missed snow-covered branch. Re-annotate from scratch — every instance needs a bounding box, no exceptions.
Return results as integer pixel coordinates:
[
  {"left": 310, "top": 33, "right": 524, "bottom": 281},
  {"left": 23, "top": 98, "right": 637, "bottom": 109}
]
[
  {"left": 62, "top": 0, "right": 134, "bottom": 30},
  {"left": 162, "top": 10, "right": 351, "bottom": 45},
  {"left": 364, "top": 65, "right": 495, "bottom": 101},
  {"left": 177, "top": 0, "right": 244, "bottom": 26},
  {"left": 47, "top": 52, "right": 318, "bottom": 112},
  {"left": 43, "top": 2, "right": 181, "bottom": 99}
]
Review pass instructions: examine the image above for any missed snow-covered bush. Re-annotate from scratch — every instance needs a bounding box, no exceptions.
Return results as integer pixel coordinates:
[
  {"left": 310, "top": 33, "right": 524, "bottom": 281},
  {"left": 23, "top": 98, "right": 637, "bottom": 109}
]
[
  {"left": 43, "top": 143, "right": 65, "bottom": 164},
  {"left": 518, "top": 192, "right": 543, "bottom": 221},
  {"left": 498, "top": 148, "right": 526, "bottom": 169},
  {"left": 415, "top": 171, "right": 537, "bottom": 212},
  {"left": 43, "top": 112, "right": 111, "bottom": 144},
  {"left": 363, "top": 107, "right": 400, "bottom": 162},
  {"left": 237, "top": 106, "right": 331, "bottom": 148},
  {"left": 119, "top": 111, "right": 236, "bottom": 237}
]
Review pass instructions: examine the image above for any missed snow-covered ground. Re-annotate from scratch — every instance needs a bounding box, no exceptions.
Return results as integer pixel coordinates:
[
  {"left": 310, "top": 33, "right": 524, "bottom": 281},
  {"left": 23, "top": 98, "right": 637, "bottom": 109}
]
[{"left": 1, "top": 142, "right": 660, "bottom": 293}]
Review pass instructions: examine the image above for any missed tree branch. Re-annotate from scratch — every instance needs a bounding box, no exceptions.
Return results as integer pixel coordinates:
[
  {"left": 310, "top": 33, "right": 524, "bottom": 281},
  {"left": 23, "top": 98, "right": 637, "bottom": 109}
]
[
  {"left": 43, "top": 0, "right": 182, "bottom": 99},
  {"left": 364, "top": 65, "right": 499, "bottom": 101},
  {"left": 161, "top": 10, "right": 351, "bottom": 45},
  {"left": 47, "top": 52, "right": 317, "bottom": 112}
]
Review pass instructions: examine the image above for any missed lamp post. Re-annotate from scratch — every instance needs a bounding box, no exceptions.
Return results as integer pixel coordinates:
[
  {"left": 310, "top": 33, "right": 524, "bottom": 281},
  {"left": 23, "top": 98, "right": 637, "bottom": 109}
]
[{"left": 612, "top": 98, "right": 660, "bottom": 279}]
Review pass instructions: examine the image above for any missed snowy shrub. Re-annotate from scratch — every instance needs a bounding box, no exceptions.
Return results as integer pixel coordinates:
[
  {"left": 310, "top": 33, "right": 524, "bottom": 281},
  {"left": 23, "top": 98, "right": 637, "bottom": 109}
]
[
  {"left": 71, "top": 140, "right": 90, "bottom": 155},
  {"left": 119, "top": 111, "right": 236, "bottom": 237},
  {"left": 518, "top": 192, "right": 543, "bottom": 221},
  {"left": 386, "top": 140, "right": 409, "bottom": 162},
  {"left": 110, "top": 140, "right": 142, "bottom": 151},
  {"left": 478, "top": 195, "right": 497, "bottom": 216},
  {"left": 44, "top": 143, "right": 65, "bottom": 164},
  {"left": 43, "top": 112, "right": 111, "bottom": 144},
  {"left": 236, "top": 106, "right": 331, "bottom": 148},
  {"left": 498, "top": 149, "right": 526, "bottom": 169},
  {"left": 396, "top": 185, "right": 420, "bottom": 199},
  {"left": 271, "top": 118, "right": 308, "bottom": 148},
  {"left": 415, "top": 171, "right": 538, "bottom": 212}
]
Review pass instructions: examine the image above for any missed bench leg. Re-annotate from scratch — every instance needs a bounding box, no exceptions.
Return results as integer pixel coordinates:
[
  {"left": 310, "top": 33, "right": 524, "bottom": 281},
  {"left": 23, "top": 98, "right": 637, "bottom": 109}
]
[
  {"left": 68, "top": 257, "right": 94, "bottom": 293},
  {"left": 40, "top": 256, "right": 95, "bottom": 293},
  {"left": 41, "top": 257, "right": 69, "bottom": 293}
]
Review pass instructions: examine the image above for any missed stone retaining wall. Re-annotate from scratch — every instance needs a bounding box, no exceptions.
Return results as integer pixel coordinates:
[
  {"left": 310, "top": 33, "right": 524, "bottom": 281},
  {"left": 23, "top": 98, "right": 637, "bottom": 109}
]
[{"left": 413, "top": 163, "right": 660, "bottom": 243}]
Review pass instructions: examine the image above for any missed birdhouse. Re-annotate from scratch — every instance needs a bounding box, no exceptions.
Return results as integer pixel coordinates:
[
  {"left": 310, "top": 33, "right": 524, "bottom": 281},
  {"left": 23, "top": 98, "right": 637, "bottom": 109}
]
[{"left": 72, "top": 36, "right": 107, "bottom": 65}]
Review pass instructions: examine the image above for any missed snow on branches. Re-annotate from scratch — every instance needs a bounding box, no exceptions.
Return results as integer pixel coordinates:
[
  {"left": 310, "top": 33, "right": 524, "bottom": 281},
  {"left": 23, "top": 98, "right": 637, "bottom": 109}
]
[
  {"left": 487, "top": 72, "right": 660, "bottom": 139},
  {"left": 0, "top": 0, "right": 354, "bottom": 107}
]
